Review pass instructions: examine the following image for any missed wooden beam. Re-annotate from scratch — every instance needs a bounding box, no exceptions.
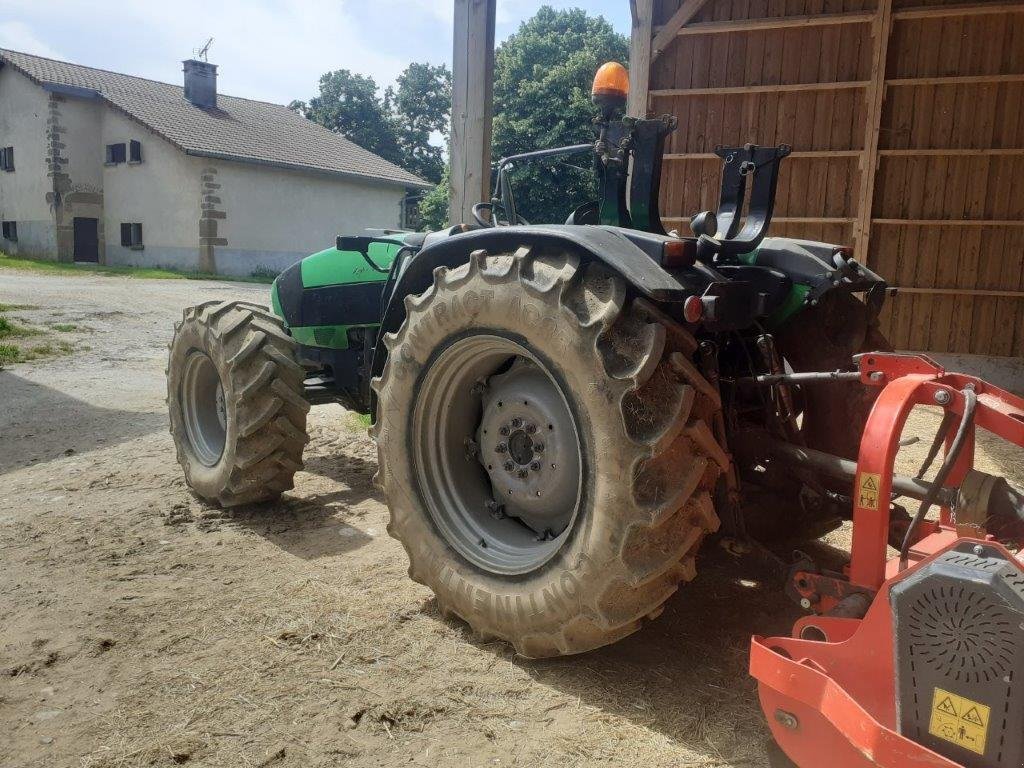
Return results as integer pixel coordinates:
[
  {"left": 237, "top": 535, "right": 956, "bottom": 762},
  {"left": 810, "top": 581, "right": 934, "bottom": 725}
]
[
  {"left": 663, "top": 216, "right": 856, "bottom": 224},
  {"left": 651, "top": 0, "right": 712, "bottom": 60},
  {"left": 887, "top": 73, "right": 1024, "bottom": 87},
  {"left": 664, "top": 150, "right": 862, "bottom": 160},
  {"left": 893, "top": 286, "right": 1024, "bottom": 298},
  {"left": 853, "top": 0, "right": 894, "bottom": 265},
  {"left": 878, "top": 147, "right": 1024, "bottom": 156},
  {"left": 874, "top": 219, "right": 1024, "bottom": 227},
  {"left": 628, "top": 0, "right": 654, "bottom": 118},
  {"left": 449, "top": 0, "right": 496, "bottom": 226},
  {"left": 893, "top": 2, "right": 1024, "bottom": 20},
  {"left": 675, "top": 11, "right": 874, "bottom": 35},
  {"left": 651, "top": 80, "right": 869, "bottom": 97}
]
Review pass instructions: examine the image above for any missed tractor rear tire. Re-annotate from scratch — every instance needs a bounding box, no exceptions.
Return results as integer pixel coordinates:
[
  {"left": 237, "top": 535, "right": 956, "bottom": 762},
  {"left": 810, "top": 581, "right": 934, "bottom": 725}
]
[
  {"left": 167, "top": 300, "right": 310, "bottom": 507},
  {"left": 372, "top": 247, "right": 724, "bottom": 658}
]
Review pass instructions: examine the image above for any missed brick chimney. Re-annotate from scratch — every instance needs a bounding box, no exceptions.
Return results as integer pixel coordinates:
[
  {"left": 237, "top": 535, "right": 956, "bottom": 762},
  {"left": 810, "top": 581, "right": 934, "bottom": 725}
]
[{"left": 183, "top": 59, "right": 217, "bottom": 108}]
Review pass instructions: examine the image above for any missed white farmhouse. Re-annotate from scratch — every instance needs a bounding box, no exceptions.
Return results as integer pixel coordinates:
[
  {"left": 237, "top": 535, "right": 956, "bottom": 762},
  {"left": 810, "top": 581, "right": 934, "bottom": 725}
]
[{"left": 0, "top": 50, "right": 429, "bottom": 277}]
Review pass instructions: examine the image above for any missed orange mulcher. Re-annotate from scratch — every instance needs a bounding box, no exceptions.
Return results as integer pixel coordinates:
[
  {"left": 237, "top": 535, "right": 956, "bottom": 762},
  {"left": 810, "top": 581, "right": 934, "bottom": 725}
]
[{"left": 751, "top": 353, "right": 1024, "bottom": 768}]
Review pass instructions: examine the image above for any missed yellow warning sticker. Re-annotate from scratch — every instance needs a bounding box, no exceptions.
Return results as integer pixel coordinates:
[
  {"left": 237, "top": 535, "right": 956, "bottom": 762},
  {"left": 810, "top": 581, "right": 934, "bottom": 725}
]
[
  {"left": 928, "top": 687, "right": 990, "bottom": 756},
  {"left": 857, "top": 472, "right": 881, "bottom": 510}
]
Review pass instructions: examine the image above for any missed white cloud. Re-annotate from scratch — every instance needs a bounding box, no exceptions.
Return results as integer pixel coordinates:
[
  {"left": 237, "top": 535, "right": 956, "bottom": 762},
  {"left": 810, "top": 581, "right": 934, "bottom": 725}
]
[{"left": 0, "top": 20, "right": 66, "bottom": 59}]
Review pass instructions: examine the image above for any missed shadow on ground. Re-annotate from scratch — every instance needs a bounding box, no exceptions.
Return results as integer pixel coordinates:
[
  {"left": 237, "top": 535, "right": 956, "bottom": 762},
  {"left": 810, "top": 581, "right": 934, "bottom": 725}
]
[
  {"left": 221, "top": 447, "right": 382, "bottom": 560},
  {"left": 524, "top": 550, "right": 801, "bottom": 764},
  {"left": 0, "top": 371, "right": 166, "bottom": 475},
  {"left": 426, "top": 537, "right": 847, "bottom": 765}
]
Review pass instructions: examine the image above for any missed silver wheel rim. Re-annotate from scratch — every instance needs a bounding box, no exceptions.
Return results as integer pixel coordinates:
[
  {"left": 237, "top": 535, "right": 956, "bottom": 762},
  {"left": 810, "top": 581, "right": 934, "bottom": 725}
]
[
  {"left": 411, "top": 334, "right": 583, "bottom": 576},
  {"left": 181, "top": 351, "right": 227, "bottom": 467}
]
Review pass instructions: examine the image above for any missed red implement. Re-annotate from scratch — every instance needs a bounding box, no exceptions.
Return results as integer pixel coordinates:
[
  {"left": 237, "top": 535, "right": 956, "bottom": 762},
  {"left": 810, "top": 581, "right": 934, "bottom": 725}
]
[{"left": 751, "top": 353, "right": 1024, "bottom": 768}]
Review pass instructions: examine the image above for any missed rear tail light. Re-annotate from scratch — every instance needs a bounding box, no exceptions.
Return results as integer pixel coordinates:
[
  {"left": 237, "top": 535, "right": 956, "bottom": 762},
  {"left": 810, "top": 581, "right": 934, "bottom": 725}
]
[
  {"left": 683, "top": 295, "right": 704, "bottom": 323},
  {"left": 662, "top": 239, "right": 695, "bottom": 268}
]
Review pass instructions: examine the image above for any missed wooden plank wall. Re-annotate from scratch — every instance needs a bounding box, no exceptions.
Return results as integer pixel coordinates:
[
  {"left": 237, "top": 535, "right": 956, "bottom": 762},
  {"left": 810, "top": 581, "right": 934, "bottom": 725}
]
[{"left": 647, "top": 0, "right": 1024, "bottom": 356}]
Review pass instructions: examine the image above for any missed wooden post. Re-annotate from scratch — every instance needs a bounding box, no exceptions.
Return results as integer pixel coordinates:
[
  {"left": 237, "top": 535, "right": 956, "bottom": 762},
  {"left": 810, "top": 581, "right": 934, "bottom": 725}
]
[
  {"left": 450, "top": 0, "right": 496, "bottom": 226},
  {"left": 628, "top": 0, "right": 654, "bottom": 118},
  {"left": 853, "top": 0, "right": 894, "bottom": 265}
]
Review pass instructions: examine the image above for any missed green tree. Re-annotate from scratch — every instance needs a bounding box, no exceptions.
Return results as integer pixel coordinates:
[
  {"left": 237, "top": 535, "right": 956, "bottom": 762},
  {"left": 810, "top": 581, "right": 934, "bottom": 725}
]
[
  {"left": 417, "top": 166, "right": 452, "bottom": 231},
  {"left": 289, "top": 70, "right": 402, "bottom": 166},
  {"left": 491, "top": 7, "right": 627, "bottom": 223},
  {"left": 417, "top": 6, "right": 626, "bottom": 230},
  {"left": 291, "top": 63, "right": 451, "bottom": 186},
  {"left": 387, "top": 63, "right": 452, "bottom": 184}
]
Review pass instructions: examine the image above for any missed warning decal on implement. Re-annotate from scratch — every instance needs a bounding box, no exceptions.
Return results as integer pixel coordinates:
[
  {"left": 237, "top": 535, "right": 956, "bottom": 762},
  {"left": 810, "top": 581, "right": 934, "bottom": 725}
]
[
  {"left": 928, "top": 687, "right": 990, "bottom": 756},
  {"left": 857, "top": 472, "right": 881, "bottom": 510}
]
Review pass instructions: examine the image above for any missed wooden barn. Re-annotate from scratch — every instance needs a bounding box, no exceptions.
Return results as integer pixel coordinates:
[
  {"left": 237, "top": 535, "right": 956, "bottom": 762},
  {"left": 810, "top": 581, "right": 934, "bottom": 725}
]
[{"left": 630, "top": 0, "right": 1024, "bottom": 362}]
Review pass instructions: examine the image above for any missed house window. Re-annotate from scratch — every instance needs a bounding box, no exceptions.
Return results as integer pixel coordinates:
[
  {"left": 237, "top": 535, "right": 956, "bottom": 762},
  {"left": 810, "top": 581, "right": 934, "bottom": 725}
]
[
  {"left": 129, "top": 140, "right": 142, "bottom": 163},
  {"left": 0, "top": 146, "right": 13, "bottom": 171},
  {"left": 120, "top": 222, "right": 143, "bottom": 249},
  {"left": 1, "top": 221, "right": 17, "bottom": 242},
  {"left": 105, "top": 143, "right": 126, "bottom": 164}
]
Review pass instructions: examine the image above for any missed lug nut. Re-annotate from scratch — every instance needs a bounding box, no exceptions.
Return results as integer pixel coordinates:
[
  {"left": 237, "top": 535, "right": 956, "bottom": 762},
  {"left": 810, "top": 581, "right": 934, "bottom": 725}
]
[
  {"left": 495, "top": 442, "right": 507, "bottom": 453},
  {"left": 525, "top": 423, "right": 537, "bottom": 434},
  {"left": 511, "top": 417, "right": 523, "bottom": 429},
  {"left": 530, "top": 461, "right": 541, "bottom": 471},
  {"left": 533, "top": 442, "right": 544, "bottom": 453},
  {"left": 499, "top": 425, "right": 510, "bottom": 436},
  {"left": 517, "top": 469, "right": 528, "bottom": 478},
  {"left": 504, "top": 461, "right": 515, "bottom": 472},
  {"left": 486, "top": 500, "right": 505, "bottom": 519}
]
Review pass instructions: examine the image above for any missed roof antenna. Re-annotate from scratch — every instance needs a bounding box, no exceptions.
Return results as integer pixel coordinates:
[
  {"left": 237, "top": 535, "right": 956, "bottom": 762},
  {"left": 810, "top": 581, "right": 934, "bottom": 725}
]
[{"left": 194, "top": 37, "right": 214, "bottom": 62}]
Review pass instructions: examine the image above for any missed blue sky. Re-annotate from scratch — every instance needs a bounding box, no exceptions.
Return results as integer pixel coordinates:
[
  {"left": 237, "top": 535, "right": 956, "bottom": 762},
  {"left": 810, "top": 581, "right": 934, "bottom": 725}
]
[{"left": 0, "top": 1, "right": 630, "bottom": 104}]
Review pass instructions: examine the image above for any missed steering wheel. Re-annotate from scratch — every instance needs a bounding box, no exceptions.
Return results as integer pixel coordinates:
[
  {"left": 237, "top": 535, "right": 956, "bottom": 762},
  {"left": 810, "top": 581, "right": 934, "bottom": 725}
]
[
  {"left": 472, "top": 202, "right": 498, "bottom": 228},
  {"left": 472, "top": 202, "right": 531, "bottom": 228}
]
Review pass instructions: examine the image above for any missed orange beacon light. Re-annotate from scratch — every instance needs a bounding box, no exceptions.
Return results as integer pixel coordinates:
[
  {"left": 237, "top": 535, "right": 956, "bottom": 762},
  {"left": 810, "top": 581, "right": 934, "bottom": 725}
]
[{"left": 591, "top": 61, "right": 629, "bottom": 116}]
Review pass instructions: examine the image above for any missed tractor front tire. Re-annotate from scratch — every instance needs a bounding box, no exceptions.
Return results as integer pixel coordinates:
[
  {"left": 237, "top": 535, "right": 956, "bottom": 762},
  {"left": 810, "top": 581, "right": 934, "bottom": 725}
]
[
  {"left": 167, "top": 300, "right": 310, "bottom": 507},
  {"left": 372, "top": 248, "right": 724, "bottom": 657}
]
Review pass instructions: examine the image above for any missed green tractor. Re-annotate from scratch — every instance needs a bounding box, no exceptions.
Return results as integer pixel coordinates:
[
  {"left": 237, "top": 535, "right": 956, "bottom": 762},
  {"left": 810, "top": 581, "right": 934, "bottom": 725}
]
[{"left": 167, "top": 62, "right": 890, "bottom": 658}]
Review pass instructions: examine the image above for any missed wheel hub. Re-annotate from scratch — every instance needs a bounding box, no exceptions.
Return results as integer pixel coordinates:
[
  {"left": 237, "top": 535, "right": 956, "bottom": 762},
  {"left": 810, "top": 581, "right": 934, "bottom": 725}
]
[
  {"left": 180, "top": 351, "right": 227, "bottom": 467},
  {"left": 476, "top": 362, "right": 579, "bottom": 537},
  {"left": 410, "top": 334, "right": 583, "bottom": 575}
]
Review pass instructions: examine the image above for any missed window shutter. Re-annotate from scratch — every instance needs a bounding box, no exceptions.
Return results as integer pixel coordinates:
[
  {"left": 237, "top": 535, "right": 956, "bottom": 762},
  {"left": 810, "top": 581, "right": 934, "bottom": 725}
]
[
  {"left": 120, "top": 223, "right": 131, "bottom": 247},
  {"left": 132, "top": 223, "right": 143, "bottom": 246},
  {"left": 107, "top": 143, "right": 126, "bottom": 164},
  {"left": 5, "top": 147, "right": 12, "bottom": 170},
  {"left": 129, "top": 140, "right": 142, "bottom": 162}
]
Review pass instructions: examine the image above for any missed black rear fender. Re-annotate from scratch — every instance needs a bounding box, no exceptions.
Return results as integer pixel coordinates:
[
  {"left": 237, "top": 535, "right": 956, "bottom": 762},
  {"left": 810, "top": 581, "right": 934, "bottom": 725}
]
[{"left": 369, "top": 224, "right": 727, "bottom": 386}]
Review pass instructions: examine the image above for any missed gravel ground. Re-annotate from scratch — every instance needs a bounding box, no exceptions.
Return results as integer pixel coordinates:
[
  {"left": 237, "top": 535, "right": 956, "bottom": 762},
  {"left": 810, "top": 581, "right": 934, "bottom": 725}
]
[{"left": 1, "top": 268, "right": 1020, "bottom": 768}]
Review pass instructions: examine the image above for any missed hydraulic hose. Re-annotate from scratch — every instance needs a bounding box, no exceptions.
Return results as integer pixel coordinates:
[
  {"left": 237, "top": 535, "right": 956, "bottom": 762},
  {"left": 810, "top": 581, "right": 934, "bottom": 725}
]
[{"left": 899, "top": 386, "right": 978, "bottom": 562}]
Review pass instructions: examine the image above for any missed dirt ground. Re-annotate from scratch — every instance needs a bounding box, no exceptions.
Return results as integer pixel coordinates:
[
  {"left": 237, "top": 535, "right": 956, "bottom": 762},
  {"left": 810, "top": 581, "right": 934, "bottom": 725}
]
[{"left": 1, "top": 269, "right": 1022, "bottom": 768}]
